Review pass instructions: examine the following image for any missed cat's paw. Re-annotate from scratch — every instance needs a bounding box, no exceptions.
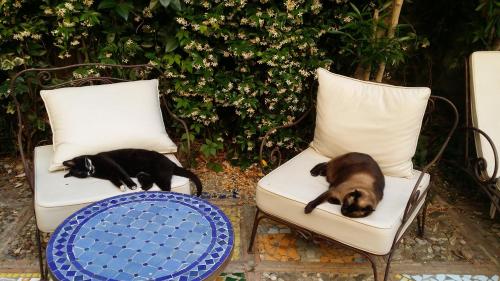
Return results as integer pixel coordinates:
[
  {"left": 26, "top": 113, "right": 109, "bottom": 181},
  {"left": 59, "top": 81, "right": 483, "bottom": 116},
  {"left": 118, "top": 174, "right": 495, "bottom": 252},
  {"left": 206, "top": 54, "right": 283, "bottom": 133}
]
[
  {"left": 304, "top": 203, "right": 315, "bottom": 214},
  {"left": 119, "top": 185, "right": 126, "bottom": 192}
]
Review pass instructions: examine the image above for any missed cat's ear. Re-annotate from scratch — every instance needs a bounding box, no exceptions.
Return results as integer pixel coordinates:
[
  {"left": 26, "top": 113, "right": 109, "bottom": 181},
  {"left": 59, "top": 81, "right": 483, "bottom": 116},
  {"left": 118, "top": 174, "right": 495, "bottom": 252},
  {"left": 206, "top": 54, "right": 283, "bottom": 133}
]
[
  {"left": 63, "top": 160, "right": 76, "bottom": 168},
  {"left": 84, "top": 157, "right": 92, "bottom": 170}
]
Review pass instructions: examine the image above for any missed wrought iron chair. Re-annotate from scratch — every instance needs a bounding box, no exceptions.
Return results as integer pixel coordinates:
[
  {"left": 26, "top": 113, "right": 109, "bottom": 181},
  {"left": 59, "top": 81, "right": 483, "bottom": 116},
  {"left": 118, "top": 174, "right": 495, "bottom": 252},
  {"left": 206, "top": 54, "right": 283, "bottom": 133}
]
[
  {"left": 463, "top": 51, "right": 500, "bottom": 218},
  {"left": 247, "top": 70, "right": 458, "bottom": 281},
  {"left": 8, "top": 63, "right": 192, "bottom": 280}
]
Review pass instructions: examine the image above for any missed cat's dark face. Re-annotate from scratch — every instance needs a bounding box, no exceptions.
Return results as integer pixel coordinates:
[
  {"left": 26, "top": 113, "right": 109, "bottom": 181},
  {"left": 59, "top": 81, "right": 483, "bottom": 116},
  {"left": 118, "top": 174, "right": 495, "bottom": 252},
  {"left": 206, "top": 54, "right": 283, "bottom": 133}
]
[
  {"left": 340, "top": 189, "right": 376, "bottom": 218},
  {"left": 63, "top": 156, "right": 95, "bottom": 178}
]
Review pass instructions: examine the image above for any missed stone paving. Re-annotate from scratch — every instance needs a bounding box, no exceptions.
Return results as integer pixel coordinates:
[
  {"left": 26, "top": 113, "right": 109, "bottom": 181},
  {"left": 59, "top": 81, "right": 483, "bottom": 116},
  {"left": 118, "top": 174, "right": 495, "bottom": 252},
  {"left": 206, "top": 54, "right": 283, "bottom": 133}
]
[{"left": 0, "top": 156, "right": 499, "bottom": 281}]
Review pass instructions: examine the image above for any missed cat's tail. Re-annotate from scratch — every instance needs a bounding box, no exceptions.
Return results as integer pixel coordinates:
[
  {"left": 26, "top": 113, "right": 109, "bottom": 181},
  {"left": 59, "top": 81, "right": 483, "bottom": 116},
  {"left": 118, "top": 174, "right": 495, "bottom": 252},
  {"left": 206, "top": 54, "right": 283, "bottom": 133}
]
[{"left": 173, "top": 166, "right": 203, "bottom": 196}]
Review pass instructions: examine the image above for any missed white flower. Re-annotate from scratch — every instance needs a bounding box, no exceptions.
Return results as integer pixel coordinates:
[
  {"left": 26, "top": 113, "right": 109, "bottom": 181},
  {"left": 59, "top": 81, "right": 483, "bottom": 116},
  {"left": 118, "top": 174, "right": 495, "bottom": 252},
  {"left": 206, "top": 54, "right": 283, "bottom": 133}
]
[
  {"left": 176, "top": 17, "right": 188, "bottom": 26},
  {"left": 63, "top": 21, "right": 75, "bottom": 27},
  {"left": 70, "top": 40, "right": 79, "bottom": 46},
  {"left": 285, "top": 0, "right": 296, "bottom": 11},
  {"left": 64, "top": 3, "right": 74, "bottom": 11},
  {"left": 143, "top": 7, "right": 153, "bottom": 18},
  {"left": 83, "top": 0, "right": 94, "bottom": 6},
  {"left": 242, "top": 51, "right": 253, "bottom": 59}
]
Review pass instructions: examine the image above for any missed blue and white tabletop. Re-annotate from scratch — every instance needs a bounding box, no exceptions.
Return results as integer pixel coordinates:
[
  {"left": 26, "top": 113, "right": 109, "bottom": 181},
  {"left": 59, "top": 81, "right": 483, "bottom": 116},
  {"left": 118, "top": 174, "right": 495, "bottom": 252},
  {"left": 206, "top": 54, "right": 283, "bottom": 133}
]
[{"left": 47, "top": 192, "right": 234, "bottom": 281}]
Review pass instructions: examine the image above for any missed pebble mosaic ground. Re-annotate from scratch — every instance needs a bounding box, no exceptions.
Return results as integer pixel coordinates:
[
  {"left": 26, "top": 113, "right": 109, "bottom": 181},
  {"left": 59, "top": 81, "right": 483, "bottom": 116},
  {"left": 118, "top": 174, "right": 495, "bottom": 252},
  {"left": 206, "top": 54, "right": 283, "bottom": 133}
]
[{"left": 0, "top": 156, "right": 498, "bottom": 281}]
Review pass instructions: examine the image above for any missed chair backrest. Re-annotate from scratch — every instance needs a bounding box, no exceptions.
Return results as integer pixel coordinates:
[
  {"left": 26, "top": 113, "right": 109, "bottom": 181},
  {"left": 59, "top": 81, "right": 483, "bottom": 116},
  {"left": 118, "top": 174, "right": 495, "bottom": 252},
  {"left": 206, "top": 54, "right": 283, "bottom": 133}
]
[
  {"left": 469, "top": 51, "right": 500, "bottom": 178},
  {"left": 8, "top": 63, "right": 190, "bottom": 192}
]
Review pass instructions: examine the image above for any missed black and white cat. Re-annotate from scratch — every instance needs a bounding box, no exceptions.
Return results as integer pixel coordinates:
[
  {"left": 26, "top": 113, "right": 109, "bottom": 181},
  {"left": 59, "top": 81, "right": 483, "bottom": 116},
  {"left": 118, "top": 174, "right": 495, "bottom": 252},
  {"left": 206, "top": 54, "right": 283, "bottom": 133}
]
[{"left": 63, "top": 149, "right": 202, "bottom": 196}]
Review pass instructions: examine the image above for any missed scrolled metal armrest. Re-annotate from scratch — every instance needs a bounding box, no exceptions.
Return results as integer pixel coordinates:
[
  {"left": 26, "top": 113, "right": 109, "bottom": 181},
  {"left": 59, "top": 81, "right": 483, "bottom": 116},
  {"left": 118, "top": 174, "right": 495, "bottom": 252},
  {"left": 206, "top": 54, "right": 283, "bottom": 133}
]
[
  {"left": 463, "top": 126, "right": 498, "bottom": 183},
  {"left": 161, "top": 98, "right": 192, "bottom": 167},
  {"left": 259, "top": 107, "right": 313, "bottom": 169},
  {"left": 401, "top": 95, "right": 459, "bottom": 223}
]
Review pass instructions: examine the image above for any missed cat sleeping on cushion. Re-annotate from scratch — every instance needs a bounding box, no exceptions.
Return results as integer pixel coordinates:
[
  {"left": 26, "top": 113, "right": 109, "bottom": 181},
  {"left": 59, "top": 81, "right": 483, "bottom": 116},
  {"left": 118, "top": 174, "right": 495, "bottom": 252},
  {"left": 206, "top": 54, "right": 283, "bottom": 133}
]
[{"left": 63, "top": 149, "right": 202, "bottom": 196}]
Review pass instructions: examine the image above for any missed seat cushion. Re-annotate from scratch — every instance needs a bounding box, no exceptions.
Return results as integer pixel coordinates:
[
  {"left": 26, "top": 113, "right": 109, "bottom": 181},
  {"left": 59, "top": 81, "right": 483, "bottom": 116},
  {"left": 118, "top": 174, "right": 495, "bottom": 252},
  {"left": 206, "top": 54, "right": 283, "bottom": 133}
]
[
  {"left": 41, "top": 79, "right": 177, "bottom": 171},
  {"left": 311, "top": 68, "right": 430, "bottom": 178},
  {"left": 470, "top": 51, "right": 500, "bottom": 178},
  {"left": 256, "top": 148, "right": 429, "bottom": 255},
  {"left": 34, "top": 145, "right": 191, "bottom": 232}
]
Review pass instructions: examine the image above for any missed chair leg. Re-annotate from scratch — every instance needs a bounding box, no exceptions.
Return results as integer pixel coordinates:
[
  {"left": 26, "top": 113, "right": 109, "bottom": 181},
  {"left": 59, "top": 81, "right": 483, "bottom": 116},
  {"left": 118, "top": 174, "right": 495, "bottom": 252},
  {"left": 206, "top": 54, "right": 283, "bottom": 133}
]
[
  {"left": 489, "top": 197, "right": 498, "bottom": 219},
  {"left": 364, "top": 253, "right": 379, "bottom": 281},
  {"left": 417, "top": 201, "right": 428, "bottom": 237},
  {"left": 383, "top": 251, "right": 395, "bottom": 281},
  {"left": 247, "top": 209, "right": 262, "bottom": 253},
  {"left": 35, "top": 227, "right": 48, "bottom": 281}
]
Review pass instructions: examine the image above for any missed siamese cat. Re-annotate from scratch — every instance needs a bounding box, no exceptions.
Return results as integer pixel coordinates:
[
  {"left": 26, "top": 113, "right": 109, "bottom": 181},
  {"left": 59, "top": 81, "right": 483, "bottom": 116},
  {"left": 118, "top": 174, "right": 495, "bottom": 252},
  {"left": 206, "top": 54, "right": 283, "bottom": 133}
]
[
  {"left": 63, "top": 149, "right": 202, "bottom": 196},
  {"left": 304, "top": 152, "right": 384, "bottom": 218}
]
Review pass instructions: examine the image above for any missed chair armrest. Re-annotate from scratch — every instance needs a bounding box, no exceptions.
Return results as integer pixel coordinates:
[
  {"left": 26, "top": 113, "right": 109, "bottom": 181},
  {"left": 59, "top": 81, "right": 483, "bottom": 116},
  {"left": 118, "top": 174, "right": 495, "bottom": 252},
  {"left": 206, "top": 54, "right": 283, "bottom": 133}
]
[
  {"left": 161, "top": 98, "right": 192, "bottom": 167},
  {"left": 463, "top": 126, "right": 498, "bottom": 183},
  {"left": 259, "top": 107, "right": 314, "bottom": 169},
  {"left": 401, "top": 95, "right": 459, "bottom": 224}
]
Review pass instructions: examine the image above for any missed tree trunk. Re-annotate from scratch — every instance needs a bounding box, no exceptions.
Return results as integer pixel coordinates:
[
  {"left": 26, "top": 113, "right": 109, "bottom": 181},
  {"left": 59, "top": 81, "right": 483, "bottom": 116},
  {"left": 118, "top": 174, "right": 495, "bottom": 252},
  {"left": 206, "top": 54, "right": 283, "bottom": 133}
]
[
  {"left": 375, "top": 0, "right": 404, "bottom": 82},
  {"left": 354, "top": 9, "right": 380, "bottom": 81}
]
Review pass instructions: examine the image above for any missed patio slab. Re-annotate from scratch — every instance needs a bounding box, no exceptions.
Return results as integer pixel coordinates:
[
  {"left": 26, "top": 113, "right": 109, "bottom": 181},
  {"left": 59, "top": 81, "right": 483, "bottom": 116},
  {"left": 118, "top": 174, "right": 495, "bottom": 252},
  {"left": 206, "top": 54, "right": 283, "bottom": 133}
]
[{"left": 0, "top": 156, "right": 498, "bottom": 280}]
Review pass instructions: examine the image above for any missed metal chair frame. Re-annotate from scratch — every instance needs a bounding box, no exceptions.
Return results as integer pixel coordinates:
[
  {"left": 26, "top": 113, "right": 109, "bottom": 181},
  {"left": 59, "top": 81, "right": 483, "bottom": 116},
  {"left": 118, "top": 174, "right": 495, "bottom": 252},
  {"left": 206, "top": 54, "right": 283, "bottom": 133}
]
[
  {"left": 8, "top": 63, "right": 191, "bottom": 281},
  {"left": 248, "top": 94, "right": 458, "bottom": 281},
  {"left": 463, "top": 57, "right": 500, "bottom": 218}
]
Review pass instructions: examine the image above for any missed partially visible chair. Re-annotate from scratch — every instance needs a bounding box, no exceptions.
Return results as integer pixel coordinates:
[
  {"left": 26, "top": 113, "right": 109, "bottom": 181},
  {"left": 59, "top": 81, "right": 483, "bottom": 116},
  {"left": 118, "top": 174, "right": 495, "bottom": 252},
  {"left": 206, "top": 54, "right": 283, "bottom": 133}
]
[
  {"left": 464, "top": 51, "right": 500, "bottom": 218},
  {"left": 9, "top": 63, "right": 192, "bottom": 280},
  {"left": 248, "top": 68, "right": 458, "bottom": 281}
]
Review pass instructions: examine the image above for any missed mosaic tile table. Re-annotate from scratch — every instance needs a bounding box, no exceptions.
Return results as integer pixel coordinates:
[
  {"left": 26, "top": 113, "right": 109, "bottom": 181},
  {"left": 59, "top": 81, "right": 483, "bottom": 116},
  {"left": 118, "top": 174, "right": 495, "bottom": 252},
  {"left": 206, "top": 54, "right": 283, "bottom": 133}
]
[{"left": 46, "top": 192, "right": 234, "bottom": 281}]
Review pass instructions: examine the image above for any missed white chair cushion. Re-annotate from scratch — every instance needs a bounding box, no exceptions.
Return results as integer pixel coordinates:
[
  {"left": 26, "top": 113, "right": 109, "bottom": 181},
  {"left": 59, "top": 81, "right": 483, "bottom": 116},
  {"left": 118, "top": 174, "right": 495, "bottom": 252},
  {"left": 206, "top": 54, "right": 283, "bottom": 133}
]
[
  {"left": 470, "top": 51, "right": 500, "bottom": 178},
  {"left": 34, "top": 145, "right": 191, "bottom": 233},
  {"left": 41, "top": 79, "right": 177, "bottom": 171},
  {"left": 256, "top": 148, "right": 429, "bottom": 255},
  {"left": 311, "top": 68, "right": 431, "bottom": 178}
]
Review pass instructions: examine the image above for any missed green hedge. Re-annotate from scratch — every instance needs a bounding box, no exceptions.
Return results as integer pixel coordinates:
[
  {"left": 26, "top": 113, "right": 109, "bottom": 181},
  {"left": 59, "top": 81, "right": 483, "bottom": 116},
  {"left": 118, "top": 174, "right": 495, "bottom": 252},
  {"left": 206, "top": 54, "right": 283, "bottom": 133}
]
[{"left": 0, "top": 0, "right": 423, "bottom": 165}]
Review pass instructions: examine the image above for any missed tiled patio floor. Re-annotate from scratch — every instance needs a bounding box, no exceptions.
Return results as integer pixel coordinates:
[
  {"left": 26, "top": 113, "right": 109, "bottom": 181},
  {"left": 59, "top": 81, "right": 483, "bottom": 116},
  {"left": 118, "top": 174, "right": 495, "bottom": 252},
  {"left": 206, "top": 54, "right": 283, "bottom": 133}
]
[{"left": 0, "top": 157, "right": 498, "bottom": 281}]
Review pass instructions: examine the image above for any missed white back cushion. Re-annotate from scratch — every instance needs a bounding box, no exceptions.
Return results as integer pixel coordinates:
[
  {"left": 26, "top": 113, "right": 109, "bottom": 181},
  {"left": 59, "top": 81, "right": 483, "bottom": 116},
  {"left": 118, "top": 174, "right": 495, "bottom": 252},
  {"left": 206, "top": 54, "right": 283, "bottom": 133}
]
[
  {"left": 42, "top": 79, "right": 177, "bottom": 171},
  {"left": 310, "top": 68, "right": 430, "bottom": 178},
  {"left": 470, "top": 51, "right": 500, "bottom": 178}
]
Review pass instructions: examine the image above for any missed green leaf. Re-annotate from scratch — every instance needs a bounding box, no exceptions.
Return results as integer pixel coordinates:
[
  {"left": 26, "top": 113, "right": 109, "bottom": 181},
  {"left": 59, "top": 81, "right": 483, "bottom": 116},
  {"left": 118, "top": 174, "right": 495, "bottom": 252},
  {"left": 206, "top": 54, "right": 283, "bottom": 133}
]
[
  {"left": 328, "top": 29, "right": 355, "bottom": 40},
  {"left": 149, "top": 0, "right": 159, "bottom": 9},
  {"left": 170, "top": 0, "right": 181, "bottom": 11},
  {"left": 199, "top": 25, "right": 208, "bottom": 35},
  {"left": 106, "top": 33, "right": 115, "bottom": 43},
  {"left": 165, "top": 37, "right": 179, "bottom": 52},
  {"left": 159, "top": 0, "right": 171, "bottom": 7},
  {"left": 97, "top": 0, "right": 116, "bottom": 9},
  {"left": 207, "top": 162, "right": 223, "bottom": 172},
  {"left": 349, "top": 2, "right": 361, "bottom": 16},
  {"left": 115, "top": 3, "right": 132, "bottom": 20},
  {"left": 141, "top": 41, "right": 154, "bottom": 48},
  {"left": 475, "top": 2, "right": 486, "bottom": 11}
]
